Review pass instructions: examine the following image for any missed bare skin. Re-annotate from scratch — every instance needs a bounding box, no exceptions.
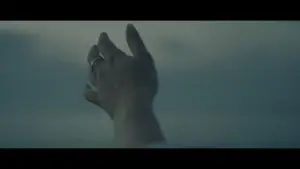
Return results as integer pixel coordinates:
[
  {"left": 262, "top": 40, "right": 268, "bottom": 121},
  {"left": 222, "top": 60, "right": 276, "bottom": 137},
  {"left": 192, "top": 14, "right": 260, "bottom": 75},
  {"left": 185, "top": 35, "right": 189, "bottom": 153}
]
[{"left": 84, "top": 24, "right": 166, "bottom": 148}]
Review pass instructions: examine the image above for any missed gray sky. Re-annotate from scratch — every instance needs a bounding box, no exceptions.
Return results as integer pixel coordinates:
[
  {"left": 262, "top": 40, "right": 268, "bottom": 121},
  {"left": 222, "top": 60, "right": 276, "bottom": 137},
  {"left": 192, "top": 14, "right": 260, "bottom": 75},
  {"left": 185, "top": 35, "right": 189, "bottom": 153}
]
[{"left": 0, "top": 21, "right": 299, "bottom": 148}]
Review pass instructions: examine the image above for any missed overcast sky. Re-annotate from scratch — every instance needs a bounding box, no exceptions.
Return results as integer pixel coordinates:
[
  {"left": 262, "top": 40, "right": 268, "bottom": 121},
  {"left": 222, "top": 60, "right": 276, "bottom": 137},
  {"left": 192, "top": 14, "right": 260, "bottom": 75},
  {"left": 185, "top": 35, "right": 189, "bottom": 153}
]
[{"left": 0, "top": 21, "right": 299, "bottom": 148}]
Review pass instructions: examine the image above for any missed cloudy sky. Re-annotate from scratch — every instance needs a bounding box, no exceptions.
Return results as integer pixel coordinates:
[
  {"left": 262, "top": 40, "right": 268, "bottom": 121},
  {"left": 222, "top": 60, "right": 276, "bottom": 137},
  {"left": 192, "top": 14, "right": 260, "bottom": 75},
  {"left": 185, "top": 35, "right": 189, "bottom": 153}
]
[{"left": 0, "top": 21, "right": 299, "bottom": 148}]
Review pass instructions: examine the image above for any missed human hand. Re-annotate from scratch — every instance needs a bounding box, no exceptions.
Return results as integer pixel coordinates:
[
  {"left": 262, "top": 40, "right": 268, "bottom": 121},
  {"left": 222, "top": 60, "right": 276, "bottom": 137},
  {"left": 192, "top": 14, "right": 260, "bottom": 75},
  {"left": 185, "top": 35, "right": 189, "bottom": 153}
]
[{"left": 84, "top": 24, "right": 158, "bottom": 119}]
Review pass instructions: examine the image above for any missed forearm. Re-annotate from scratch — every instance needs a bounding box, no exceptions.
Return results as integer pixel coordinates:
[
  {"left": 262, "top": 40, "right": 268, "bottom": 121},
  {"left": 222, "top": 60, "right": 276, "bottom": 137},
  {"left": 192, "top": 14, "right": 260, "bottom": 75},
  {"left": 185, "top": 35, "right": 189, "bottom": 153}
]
[{"left": 113, "top": 102, "right": 166, "bottom": 148}]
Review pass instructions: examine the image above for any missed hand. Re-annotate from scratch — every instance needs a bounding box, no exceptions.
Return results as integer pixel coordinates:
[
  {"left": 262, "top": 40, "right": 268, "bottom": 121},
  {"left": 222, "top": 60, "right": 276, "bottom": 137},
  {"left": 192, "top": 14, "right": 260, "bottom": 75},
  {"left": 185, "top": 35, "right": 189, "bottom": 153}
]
[
  {"left": 84, "top": 24, "right": 158, "bottom": 119},
  {"left": 84, "top": 24, "right": 165, "bottom": 147}
]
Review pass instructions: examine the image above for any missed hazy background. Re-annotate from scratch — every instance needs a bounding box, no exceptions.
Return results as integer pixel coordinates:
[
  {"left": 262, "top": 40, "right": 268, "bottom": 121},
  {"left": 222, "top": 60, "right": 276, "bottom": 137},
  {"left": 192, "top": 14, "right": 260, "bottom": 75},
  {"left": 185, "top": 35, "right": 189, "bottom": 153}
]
[{"left": 0, "top": 21, "right": 299, "bottom": 148}]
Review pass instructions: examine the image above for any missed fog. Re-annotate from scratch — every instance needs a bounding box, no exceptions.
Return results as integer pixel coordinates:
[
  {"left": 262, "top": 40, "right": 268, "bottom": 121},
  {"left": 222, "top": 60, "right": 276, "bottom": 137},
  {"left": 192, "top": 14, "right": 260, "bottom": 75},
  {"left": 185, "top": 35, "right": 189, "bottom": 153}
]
[{"left": 0, "top": 21, "right": 299, "bottom": 148}]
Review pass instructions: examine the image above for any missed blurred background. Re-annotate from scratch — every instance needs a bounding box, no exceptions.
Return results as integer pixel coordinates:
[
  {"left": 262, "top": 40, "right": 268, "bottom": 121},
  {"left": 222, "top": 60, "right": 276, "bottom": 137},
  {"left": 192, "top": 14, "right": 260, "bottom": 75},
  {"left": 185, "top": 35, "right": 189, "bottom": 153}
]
[{"left": 0, "top": 21, "right": 299, "bottom": 148}]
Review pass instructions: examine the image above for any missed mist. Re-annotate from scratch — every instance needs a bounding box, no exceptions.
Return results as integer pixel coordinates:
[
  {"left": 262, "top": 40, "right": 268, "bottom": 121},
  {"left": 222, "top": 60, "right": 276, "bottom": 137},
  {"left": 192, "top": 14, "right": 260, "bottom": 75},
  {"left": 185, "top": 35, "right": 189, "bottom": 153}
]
[{"left": 0, "top": 21, "right": 299, "bottom": 148}]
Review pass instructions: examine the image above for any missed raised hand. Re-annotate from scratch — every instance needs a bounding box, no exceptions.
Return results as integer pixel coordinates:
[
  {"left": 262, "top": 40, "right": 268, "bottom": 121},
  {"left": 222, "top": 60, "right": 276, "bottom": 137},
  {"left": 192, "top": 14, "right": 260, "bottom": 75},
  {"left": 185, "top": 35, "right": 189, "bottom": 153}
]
[
  {"left": 84, "top": 24, "right": 165, "bottom": 147},
  {"left": 84, "top": 24, "right": 158, "bottom": 119}
]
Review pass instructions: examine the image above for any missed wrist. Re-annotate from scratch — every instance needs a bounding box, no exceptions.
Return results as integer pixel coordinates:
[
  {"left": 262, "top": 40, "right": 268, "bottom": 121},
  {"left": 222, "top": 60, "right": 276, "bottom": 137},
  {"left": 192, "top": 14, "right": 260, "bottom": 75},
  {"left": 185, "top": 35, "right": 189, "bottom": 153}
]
[{"left": 113, "top": 99, "right": 166, "bottom": 147}]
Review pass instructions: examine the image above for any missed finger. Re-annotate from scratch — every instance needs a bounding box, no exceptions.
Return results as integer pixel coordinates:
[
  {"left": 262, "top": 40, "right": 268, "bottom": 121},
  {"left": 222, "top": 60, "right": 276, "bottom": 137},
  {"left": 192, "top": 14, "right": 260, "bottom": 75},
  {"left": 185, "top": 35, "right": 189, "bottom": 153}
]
[
  {"left": 126, "top": 23, "right": 151, "bottom": 60},
  {"left": 87, "top": 45, "right": 102, "bottom": 65},
  {"left": 87, "top": 70, "right": 98, "bottom": 91},
  {"left": 97, "top": 32, "right": 125, "bottom": 61},
  {"left": 87, "top": 45, "right": 104, "bottom": 85},
  {"left": 84, "top": 84, "right": 100, "bottom": 106}
]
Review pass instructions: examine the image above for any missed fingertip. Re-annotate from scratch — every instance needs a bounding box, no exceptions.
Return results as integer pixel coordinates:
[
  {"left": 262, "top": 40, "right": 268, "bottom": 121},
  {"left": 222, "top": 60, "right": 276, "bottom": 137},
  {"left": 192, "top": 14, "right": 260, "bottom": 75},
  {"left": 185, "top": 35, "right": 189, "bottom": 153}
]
[
  {"left": 90, "top": 45, "right": 98, "bottom": 52},
  {"left": 126, "top": 23, "right": 149, "bottom": 57},
  {"left": 84, "top": 92, "right": 95, "bottom": 103},
  {"left": 84, "top": 85, "right": 98, "bottom": 102},
  {"left": 99, "top": 32, "right": 109, "bottom": 42},
  {"left": 97, "top": 31, "right": 124, "bottom": 58},
  {"left": 97, "top": 32, "right": 107, "bottom": 47},
  {"left": 88, "top": 45, "right": 99, "bottom": 59},
  {"left": 127, "top": 23, "right": 135, "bottom": 30},
  {"left": 126, "top": 23, "right": 138, "bottom": 38}
]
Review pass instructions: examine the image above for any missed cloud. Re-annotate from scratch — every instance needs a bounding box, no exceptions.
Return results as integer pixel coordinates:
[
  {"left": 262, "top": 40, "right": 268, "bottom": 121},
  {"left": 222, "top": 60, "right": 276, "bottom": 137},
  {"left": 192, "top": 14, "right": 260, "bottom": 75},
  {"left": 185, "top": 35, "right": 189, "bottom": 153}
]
[
  {"left": 0, "top": 22, "right": 300, "bottom": 147},
  {"left": 0, "top": 30, "right": 113, "bottom": 147},
  {"left": 2, "top": 21, "right": 299, "bottom": 72}
]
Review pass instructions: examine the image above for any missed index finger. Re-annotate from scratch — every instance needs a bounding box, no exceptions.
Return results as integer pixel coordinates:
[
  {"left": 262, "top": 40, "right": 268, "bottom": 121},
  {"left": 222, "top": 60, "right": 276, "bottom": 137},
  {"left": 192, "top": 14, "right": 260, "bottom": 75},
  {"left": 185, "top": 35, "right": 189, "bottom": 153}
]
[
  {"left": 87, "top": 45, "right": 102, "bottom": 65},
  {"left": 126, "top": 23, "right": 152, "bottom": 62}
]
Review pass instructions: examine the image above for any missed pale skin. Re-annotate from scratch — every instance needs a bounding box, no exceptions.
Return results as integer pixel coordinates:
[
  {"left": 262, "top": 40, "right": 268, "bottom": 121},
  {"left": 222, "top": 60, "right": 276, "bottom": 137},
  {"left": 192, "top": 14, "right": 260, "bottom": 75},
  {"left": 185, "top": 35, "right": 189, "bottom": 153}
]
[{"left": 84, "top": 24, "right": 166, "bottom": 148}]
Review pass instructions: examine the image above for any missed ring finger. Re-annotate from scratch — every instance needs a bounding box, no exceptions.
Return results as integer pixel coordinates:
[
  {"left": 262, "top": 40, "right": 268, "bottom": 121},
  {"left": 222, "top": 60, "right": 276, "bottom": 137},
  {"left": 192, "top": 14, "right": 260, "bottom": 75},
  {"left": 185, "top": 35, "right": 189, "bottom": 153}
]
[{"left": 87, "top": 45, "right": 103, "bottom": 86}]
